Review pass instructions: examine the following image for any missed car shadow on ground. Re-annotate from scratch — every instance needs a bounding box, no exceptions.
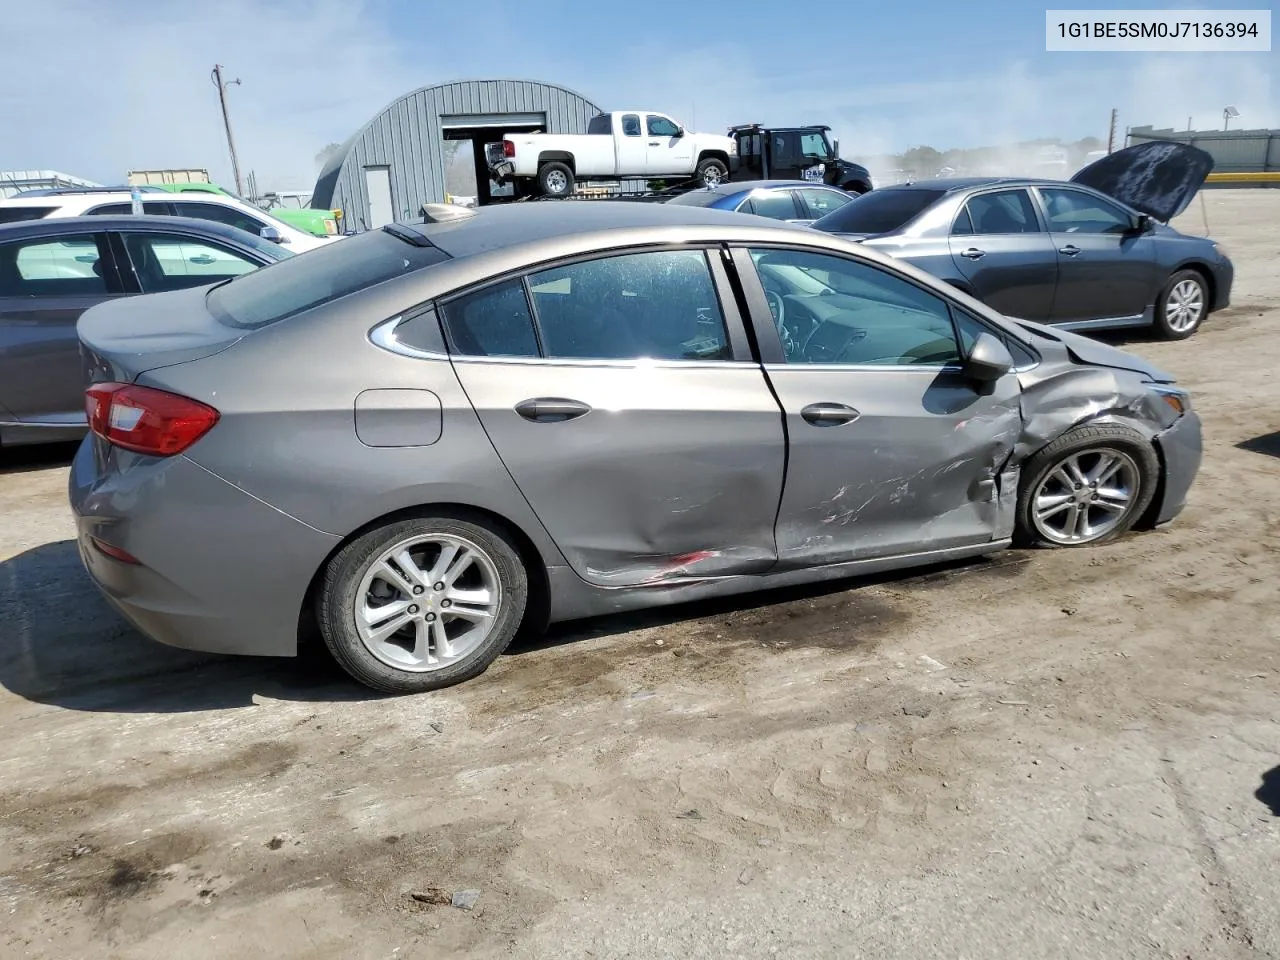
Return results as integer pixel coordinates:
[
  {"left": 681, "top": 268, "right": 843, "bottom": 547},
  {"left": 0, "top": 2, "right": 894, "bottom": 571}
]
[
  {"left": 0, "top": 537, "right": 1031, "bottom": 714},
  {"left": 0, "top": 441, "right": 81, "bottom": 475},
  {"left": 1258, "top": 767, "right": 1280, "bottom": 817},
  {"left": 0, "top": 539, "right": 383, "bottom": 714}
]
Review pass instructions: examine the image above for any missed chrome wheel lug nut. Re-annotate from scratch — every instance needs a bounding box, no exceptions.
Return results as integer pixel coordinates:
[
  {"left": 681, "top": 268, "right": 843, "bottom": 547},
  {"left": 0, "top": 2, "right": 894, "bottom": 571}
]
[
  {"left": 433, "top": 582, "right": 445, "bottom": 591},
  {"left": 408, "top": 604, "right": 419, "bottom": 614}
]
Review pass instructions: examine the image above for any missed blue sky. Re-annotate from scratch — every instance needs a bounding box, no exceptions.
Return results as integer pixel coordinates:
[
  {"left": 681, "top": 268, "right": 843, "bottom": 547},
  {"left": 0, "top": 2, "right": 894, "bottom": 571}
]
[{"left": 1, "top": 0, "right": 1274, "bottom": 191}]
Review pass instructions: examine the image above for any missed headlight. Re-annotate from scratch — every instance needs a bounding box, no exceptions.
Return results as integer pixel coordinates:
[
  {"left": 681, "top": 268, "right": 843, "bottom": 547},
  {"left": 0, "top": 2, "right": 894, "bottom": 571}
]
[{"left": 1148, "top": 384, "right": 1191, "bottom": 416}]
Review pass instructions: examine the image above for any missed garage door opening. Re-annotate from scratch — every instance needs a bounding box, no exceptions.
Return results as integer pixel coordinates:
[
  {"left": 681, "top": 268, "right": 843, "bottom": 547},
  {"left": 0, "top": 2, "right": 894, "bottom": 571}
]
[{"left": 440, "top": 113, "right": 547, "bottom": 207}]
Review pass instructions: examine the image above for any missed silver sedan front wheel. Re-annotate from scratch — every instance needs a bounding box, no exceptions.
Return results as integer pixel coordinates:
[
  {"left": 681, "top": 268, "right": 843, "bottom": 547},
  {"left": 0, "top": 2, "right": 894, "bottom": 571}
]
[
  {"left": 319, "top": 515, "right": 528, "bottom": 693},
  {"left": 1030, "top": 448, "right": 1140, "bottom": 545},
  {"left": 1155, "top": 270, "right": 1208, "bottom": 340}
]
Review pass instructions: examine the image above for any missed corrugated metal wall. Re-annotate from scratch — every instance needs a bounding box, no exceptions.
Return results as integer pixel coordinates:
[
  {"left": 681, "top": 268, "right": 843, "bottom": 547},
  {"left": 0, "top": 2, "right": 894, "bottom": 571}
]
[
  {"left": 1127, "top": 126, "right": 1280, "bottom": 173},
  {"left": 312, "top": 79, "right": 603, "bottom": 229}
]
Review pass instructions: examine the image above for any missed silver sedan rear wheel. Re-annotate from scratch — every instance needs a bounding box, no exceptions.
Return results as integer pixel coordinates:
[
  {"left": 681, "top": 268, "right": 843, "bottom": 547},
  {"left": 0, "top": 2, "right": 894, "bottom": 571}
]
[
  {"left": 318, "top": 515, "right": 528, "bottom": 693},
  {"left": 356, "top": 534, "right": 502, "bottom": 672},
  {"left": 1030, "top": 448, "right": 1140, "bottom": 545}
]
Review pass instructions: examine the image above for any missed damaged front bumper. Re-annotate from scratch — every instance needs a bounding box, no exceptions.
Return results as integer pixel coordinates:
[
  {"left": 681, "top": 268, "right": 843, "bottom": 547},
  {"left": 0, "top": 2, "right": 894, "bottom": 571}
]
[{"left": 1151, "top": 409, "right": 1202, "bottom": 525}]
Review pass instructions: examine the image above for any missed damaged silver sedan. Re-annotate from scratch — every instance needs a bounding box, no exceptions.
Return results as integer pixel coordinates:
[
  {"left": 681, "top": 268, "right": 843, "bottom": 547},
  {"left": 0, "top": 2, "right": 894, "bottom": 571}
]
[{"left": 70, "top": 201, "right": 1201, "bottom": 693}]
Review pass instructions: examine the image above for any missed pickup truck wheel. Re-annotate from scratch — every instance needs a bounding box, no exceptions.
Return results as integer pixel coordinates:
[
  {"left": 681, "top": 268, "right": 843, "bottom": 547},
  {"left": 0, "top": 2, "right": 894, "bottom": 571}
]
[
  {"left": 696, "top": 158, "right": 728, "bottom": 187},
  {"left": 538, "top": 162, "right": 575, "bottom": 197}
]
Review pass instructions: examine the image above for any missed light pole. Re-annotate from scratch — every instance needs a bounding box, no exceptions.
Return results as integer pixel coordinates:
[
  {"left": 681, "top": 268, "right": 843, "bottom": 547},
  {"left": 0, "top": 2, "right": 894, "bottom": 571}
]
[
  {"left": 212, "top": 65, "right": 244, "bottom": 195},
  {"left": 1223, "top": 105, "right": 1241, "bottom": 131}
]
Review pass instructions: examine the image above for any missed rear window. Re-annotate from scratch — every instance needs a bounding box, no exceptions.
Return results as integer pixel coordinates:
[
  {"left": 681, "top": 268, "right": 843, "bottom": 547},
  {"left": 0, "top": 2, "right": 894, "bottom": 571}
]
[
  {"left": 206, "top": 228, "right": 450, "bottom": 330},
  {"left": 0, "top": 206, "right": 57, "bottom": 223},
  {"left": 812, "top": 188, "right": 945, "bottom": 235},
  {"left": 665, "top": 190, "right": 729, "bottom": 208}
]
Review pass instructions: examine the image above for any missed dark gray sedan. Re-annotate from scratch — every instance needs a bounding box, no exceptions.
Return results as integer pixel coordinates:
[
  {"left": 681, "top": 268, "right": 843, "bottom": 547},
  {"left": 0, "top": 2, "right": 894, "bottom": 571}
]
[
  {"left": 811, "top": 142, "right": 1233, "bottom": 340},
  {"left": 71, "top": 201, "right": 1201, "bottom": 693},
  {"left": 0, "top": 215, "right": 291, "bottom": 446}
]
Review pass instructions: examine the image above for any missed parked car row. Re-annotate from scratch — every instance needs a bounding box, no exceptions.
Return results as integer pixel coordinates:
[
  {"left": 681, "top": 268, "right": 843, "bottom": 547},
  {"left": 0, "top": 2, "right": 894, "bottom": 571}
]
[{"left": 669, "top": 141, "right": 1233, "bottom": 341}]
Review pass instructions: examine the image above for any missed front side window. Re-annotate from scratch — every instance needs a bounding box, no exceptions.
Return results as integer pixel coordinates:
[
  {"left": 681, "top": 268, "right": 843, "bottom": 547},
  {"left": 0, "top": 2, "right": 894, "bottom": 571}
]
[
  {"left": 529, "top": 250, "right": 730, "bottom": 361},
  {"left": 621, "top": 114, "right": 642, "bottom": 137},
  {"left": 646, "top": 115, "right": 680, "bottom": 138},
  {"left": 962, "top": 190, "right": 1040, "bottom": 235},
  {"left": 749, "top": 247, "right": 961, "bottom": 366},
  {"left": 87, "top": 201, "right": 171, "bottom": 216},
  {"left": 771, "top": 132, "right": 798, "bottom": 162},
  {"left": 798, "top": 132, "right": 831, "bottom": 159},
  {"left": 172, "top": 200, "right": 268, "bottom": 236},
  {"left": 0, "top": 233, "right": 109, "bottom": 296},
  {"left": 1039, "top": 187, "right": 1132, "bottom": 235},
  {"left": 741, "top": 191, "right": 800, "bottom": 221},
  {"left": 797, "top": 188, "right": 852, "bottom": 218},
  {"left": 122, "top": 232, "right": 261, "bottom": 293}
]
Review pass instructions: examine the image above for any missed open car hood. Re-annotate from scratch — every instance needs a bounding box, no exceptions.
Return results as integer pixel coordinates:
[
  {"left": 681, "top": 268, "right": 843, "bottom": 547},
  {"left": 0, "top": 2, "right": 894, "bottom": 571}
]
[{"left": 1070, "top": 140, "right": 1214, "bottom": 223}]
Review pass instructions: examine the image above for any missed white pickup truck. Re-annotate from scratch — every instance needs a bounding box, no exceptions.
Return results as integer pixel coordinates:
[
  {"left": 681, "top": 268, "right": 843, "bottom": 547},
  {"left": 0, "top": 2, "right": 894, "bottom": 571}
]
[{"left": 487, "top": 111, "right": 736, "bottom": 198}]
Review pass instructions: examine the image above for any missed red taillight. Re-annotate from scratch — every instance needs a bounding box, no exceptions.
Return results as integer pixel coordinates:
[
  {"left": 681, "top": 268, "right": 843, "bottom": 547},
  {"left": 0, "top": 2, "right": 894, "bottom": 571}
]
[
  {"left": 90, "top": 536, "right": 140, "bottom": 565},
  {"left": 502, "top": 139, "right": 515, "bottom": 158},
  {"left": 85, "top": 382, "right": 219, "bottom": 456}
]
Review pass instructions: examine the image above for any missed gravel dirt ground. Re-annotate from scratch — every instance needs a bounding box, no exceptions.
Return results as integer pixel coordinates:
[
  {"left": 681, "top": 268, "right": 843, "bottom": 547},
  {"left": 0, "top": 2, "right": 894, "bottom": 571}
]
[{"left": 0, "top": 189, "right": 1277, "bottom": 960}]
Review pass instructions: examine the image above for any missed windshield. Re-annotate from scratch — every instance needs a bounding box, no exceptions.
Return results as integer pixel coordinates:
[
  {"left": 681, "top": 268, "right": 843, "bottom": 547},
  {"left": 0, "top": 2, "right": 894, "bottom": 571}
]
[
  {"left": 812, "top": 188, "right": 945, "bottom": 235},
  {"left": 207, "top": 228, "right": 449, "bottom": 330}
]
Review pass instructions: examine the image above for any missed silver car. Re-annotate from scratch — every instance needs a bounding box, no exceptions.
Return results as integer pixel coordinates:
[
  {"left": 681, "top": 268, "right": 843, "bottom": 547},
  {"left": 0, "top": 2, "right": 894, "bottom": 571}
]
[{"left": 70, "top": 202, "right": 1202, "bottom": 693}]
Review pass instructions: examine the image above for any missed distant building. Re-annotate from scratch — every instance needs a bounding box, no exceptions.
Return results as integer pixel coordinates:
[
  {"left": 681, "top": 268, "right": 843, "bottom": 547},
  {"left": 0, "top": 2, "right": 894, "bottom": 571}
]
[{"left": 312, "top": 79, "right": 603, "bottom": 230}]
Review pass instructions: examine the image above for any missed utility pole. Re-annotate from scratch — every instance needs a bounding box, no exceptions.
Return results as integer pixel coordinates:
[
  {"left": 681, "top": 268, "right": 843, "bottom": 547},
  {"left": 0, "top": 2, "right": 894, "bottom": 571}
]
[
  {"left": 212, "top": 64, "right": 244, "bottom": 196},
  {"left": 1106, "top": 108, "right": 1118, "bottom": 154}
]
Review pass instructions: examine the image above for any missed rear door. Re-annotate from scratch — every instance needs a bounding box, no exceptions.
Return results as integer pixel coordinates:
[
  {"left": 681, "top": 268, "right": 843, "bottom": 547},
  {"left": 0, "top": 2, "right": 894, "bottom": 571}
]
[
  {"left": 947, "top": 187, "right": 1058, "bottom": 320},
  {"left": 440, "top": 246, "right": 786, "bottom": 586},
  {"left": 644, "top": 114, "right": 694, "bottom": 175},
  {"left": 731, "top": 244, "right": 1023, "bottom": 567},
  {"left": 0, "top": 231, "right": 124, "bottom": 423},
  {"left": 615, "top": 113, "right": 646, "bottom": 173},
  {"left": 1034, "top": 186, "right": 1160, "bottom": 324},
  {"left": 113, "top": 230, "right": 265, "bottom": 293}
]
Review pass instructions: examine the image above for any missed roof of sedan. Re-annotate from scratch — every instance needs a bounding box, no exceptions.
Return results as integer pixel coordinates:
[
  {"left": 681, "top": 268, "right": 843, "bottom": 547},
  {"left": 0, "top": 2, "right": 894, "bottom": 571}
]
[
  {"left": 885, "top": 177, "right": 1066, "bottom": 191},
  {"left": 695, "top": 179, "right": 844, "bottom": 195},
  {"left": 405, "top": 201, "right": 808, "bottom": 258}
]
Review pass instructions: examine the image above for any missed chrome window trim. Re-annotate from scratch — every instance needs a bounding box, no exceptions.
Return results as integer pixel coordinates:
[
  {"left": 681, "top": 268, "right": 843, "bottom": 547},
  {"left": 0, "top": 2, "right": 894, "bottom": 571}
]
[{"left": 368, "top": 315, "right": 450, "bottom": 360}]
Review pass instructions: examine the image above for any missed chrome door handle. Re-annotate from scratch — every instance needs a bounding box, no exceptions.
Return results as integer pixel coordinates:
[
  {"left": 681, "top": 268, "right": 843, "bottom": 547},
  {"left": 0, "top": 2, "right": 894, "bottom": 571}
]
[
  {"left": 801, "top": 402, "right": 860, "bottom": 426},
  {"left": 960, "top": 248, "right": 985, "bottom": 260},
  {"left": 1059, "top": 244, "right": 1081, "bottom": 256},
  {"left": 648, "top": 141, "right": 660, "bottom": 146},
  {"left": 515, "top": 397, "right": 592, "bottom": 422}
]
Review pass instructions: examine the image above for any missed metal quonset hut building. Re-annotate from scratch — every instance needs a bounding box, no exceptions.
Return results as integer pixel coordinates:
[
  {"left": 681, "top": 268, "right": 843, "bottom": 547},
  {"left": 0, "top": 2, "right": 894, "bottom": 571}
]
[{"left": 311, "top": 79, "right": 603, "bottom": 230}]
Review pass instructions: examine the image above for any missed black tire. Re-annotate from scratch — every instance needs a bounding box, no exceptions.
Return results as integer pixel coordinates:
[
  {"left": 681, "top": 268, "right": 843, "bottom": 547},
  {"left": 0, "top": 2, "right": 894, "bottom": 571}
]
[
  {"left": 317, "top": 514, "right": 528, "bottom": 693},
  {"left": 696, "top": 157, "right": 728, "bottom": 188},
  {"left": 537, "top": 162, "right": 575, "bottom": 197},
  {"left": 1015, "top": 424, "right": 1159, "bottom": 549},
  {"left": 1153, "top": 268, "right": 1208, "bottom": 340}
]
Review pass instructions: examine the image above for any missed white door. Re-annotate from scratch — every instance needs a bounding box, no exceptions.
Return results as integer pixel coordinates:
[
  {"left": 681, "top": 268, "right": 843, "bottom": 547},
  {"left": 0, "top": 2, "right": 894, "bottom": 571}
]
[
  {"left": 644, "top": 114, "right": 694, "bottom": 175},
  {"left": 364, "top": 166, "right": 394, "bottom": 228},
  {"left": 614, "top": 113, "right": 646, "bottom": 175}
]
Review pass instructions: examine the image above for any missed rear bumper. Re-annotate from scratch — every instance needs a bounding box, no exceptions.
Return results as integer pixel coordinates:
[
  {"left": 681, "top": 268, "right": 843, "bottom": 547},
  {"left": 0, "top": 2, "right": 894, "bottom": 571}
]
[
  {"left": 69, "top": 440, "right": 339, "bottom": 657},
  {"left": 1152, "top": 410, "right": 1202, "bottom": 525}
]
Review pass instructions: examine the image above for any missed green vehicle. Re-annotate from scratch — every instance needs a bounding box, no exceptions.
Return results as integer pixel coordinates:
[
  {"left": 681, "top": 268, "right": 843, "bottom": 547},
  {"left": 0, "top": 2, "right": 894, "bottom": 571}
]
[{"left": 150, "top": 182, "right": 341, "bottom": 237}]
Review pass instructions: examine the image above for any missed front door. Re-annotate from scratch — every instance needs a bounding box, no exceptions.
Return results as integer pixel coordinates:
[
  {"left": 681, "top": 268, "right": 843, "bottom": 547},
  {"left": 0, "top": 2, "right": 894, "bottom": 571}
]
[
  {"left": 0, "top": 231, "right": 123, "bottom": 424},
  {"left": 733, "top": 245, "right": 1023, "bottom": 567},
  {"left": 1035, "top": 186, "right": 1161, "bottom": 324},
  {"left": 644, "top": 114, "right": 694, "bottom": 176},
  {"left": 947, "top": 187, "right": 1058, "bottom": 321},
  {"left": 440, "top": 247, "right": 785, "bottom": 586}
]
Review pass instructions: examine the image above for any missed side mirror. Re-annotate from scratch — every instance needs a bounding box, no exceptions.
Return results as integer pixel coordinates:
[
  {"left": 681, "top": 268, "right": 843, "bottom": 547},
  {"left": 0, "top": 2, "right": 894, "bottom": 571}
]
[
  {"left": 965, "top": 332, "right": 1014, "bottom": 382},
  {"left": 832, "top": 138, "right": 840, "bottom": 156},
  {"left": 1134, "top": 213, "right": 1153, "bottom": 233},
  {"left": 260, "top": 225, "right": 286, "bottom": 244},
  {"left": 673, "top": 126, "right": 685, "bottom": 138}
]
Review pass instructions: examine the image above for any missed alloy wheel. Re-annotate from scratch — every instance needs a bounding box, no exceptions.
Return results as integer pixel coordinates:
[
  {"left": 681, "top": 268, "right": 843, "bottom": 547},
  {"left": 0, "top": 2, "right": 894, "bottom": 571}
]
[
  {"left": 354, "top": 534, "right": 502, "bottom": 672},
  {"left": 1165, "top": 278, "right": 1205, "bottom": 333},
  {"left": 546, "top": 170, "right": 568, "bottom": 193},
  {"left": 1031, "top": 448, "right": 1140, "bottom": 545}
]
